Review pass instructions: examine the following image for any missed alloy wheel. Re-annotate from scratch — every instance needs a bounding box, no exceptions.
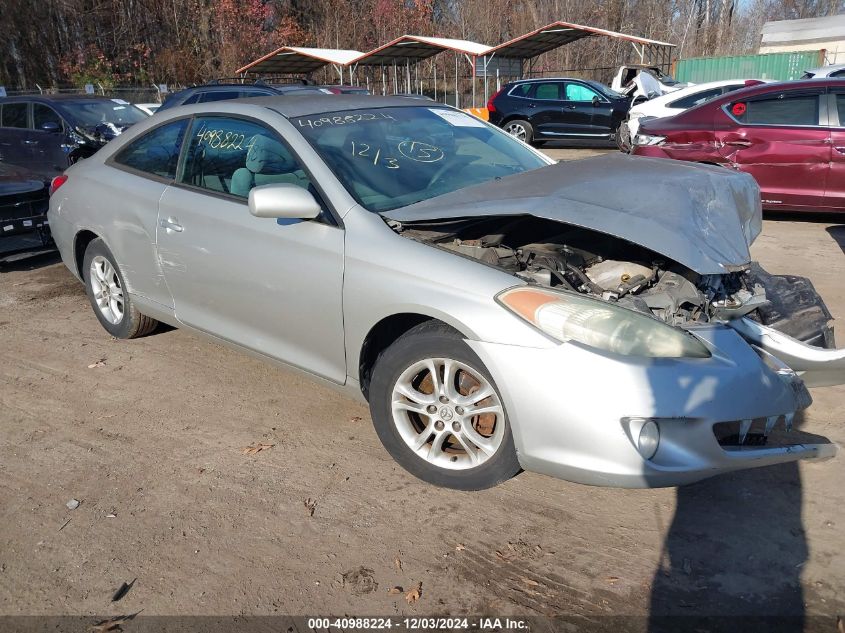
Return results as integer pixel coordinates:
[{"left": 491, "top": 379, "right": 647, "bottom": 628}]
[
  {"left": 391, "top": 357, "right": 505, "bottom": 470},
  {"left": 89, "top": 255, "right": 124, "bottom": 325},
  {"left": 504, "top": 122, "right": 527, "bottom": 141}
]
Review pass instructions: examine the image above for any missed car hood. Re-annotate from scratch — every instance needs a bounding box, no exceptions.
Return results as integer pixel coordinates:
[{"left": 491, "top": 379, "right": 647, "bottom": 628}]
[{"left": 382, "top": 153, "right": 762, "bottom": 275}]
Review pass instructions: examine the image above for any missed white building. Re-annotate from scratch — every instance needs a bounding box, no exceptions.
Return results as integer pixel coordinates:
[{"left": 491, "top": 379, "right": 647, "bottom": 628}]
[{"left": 761, "top": 13, "right": 845, "bottom": 64}]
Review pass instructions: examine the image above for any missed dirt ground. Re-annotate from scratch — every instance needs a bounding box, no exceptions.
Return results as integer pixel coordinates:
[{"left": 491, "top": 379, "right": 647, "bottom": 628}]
[{"left": 1, "top": 150, "right": 843, "bottom": 628}]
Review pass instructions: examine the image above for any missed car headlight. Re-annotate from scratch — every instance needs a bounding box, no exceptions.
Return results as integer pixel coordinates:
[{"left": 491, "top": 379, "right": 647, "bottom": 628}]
[
  {"left": 632, "top": 133, "right": 665, "bottom": 146},
  {"left": 497, "top": 287, "right": 711, "bottom": 358}
]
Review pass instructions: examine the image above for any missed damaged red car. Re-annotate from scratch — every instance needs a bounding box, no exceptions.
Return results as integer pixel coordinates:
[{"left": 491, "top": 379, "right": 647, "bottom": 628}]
[{"left": 631, "top": 78, "right": 845, "bottom": 212}]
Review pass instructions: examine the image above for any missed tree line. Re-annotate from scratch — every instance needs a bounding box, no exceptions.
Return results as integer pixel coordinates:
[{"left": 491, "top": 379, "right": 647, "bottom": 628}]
[{"left": 0, "top": 0, "right": 842, "bottom": 90}]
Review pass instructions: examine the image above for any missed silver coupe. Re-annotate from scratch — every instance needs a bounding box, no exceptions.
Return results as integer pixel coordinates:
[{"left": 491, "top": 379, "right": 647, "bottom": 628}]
[{"left": 48, "top": 96, "right": 843, "bottom": 489}]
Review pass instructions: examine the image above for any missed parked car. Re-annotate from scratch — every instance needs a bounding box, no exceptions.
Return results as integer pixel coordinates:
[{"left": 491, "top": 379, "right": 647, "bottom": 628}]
[
  {"left": 487, "top": 78, "right": 631, "bottom": 145},
  {"left": 48, "top": 96, "right": 841, "bottom": 490},
  {"left": 157, "top": 79, "right": 358, "bottom": 112},
  {"left": 618, "top": 79, "right": 768, "bottom": 151},
  {"left": 0, "top": 163, "right": 52, "bottom": 260},
  {"left": 631, "top": 78, "right": 845, "bottom": 212},
  {"left": 0, "top": 95, "right": 148, "bottom": 178},
  {"left": 801, "top": 64, "right": 845, "bottom": 79},
  {"left": 135, "top": 103, "right": 161, "bottom": 115},
  {"left": 611, "top": 65, "right": 687, "bottom": 102}
]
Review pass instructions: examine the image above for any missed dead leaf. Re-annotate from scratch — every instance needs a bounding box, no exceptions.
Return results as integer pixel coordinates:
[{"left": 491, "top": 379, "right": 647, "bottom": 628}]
[
  {"left": 387, "top": 586, "right": 403, "bottom": 595},
  {"left": 304, "top": 498, "right": 317, "bottom": 517},
  {"left": 349, "top": 416, "right": 363, "bottom": 422},
  {"left": 455, "top": 543, "right": 465, "bottom": 551},
  {"left": 405, "top": 582, "right": 422, "bottom": 605},
  {"left": 605, "top": 576, "right": 620, "bottom": 584},
  {"left": 241, "top": 442, "right": 275, "bottom": 455},
  {"left": 495, "top": 550, "right": 512, "bottom": 561},
  {"left": 519, "top": 576, "right": 540, "bottom": 587},
  {"left": 88, "top": 358, "right": 107, "bottom": 369},
  {"left": 393, "top": 556, "right": 402, "bottom": 572},
  {"left": 838, "top": 616, "right": 845, "bottom": 633}
]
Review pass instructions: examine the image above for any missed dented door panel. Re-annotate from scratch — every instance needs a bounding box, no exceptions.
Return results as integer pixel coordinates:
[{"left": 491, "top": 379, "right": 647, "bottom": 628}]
[{"left": 714, "top": 126, "right": 830, "bottom": 210}]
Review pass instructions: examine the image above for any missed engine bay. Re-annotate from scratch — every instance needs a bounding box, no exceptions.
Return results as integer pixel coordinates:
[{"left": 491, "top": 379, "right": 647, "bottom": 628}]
[{"left": 394, "top": 215, "right": 834, "bottom": 346}]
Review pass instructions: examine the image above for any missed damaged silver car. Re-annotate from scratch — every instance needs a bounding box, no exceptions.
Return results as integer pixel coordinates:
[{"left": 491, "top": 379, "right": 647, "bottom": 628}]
[{"left": 48, "top": 96, "right": 842, "bottom": 490}]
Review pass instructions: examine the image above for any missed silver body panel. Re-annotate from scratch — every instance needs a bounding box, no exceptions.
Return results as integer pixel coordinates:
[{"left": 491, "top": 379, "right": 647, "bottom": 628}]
[{"left": 48, "top": 96, "right": 840, "bottom": 488}]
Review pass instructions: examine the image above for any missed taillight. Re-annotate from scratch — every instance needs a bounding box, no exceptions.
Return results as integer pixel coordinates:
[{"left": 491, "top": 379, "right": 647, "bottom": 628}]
[
  {"left": 49, "top": 174, "right": 68, "bottom": 196},
  {"left": 487, "top": 87, "right": 504, "bottom": 113}
]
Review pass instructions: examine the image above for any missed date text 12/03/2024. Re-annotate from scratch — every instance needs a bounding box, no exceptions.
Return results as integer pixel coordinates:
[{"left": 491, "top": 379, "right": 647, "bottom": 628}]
[{"left": 307, "top": 617, "right": 529, "bottom": 630}]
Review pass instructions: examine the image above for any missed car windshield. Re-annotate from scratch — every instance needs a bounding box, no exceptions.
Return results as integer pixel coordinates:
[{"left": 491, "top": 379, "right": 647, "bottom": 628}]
[
  {"left": 293, "top": 106, "right": 549, "bottom": 212},
  {"left": 63, "top": 100, "right": 148, "bottom": 127},
  {"left": 586, "top": 80, "right": 624, "bottom": 99}
]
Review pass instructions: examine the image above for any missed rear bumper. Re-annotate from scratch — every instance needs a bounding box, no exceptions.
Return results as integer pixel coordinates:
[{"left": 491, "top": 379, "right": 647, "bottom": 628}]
[{"left": 467, "top": 324, "right": 836, "bottom": 488}]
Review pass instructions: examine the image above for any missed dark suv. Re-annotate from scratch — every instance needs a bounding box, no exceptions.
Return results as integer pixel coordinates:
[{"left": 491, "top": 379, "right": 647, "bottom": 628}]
[
  {"left": 487, "top": 78, "right": 631, "bottom": 145},
  {"left": 158, "top": 79, "right": 369, "bottom": 112},
  {"left": 0, "top": 95, "right": 148, "bottom": 177}
]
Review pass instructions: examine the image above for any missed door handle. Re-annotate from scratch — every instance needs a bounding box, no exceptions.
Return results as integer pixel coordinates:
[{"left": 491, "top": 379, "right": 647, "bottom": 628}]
[
  {"left": 564, "top": 104, "right": 576, "bottom": 110},
  {"left": 160, "top": 217, "right": 183, "bottom": 233},
  {"left": 23, "top": 140, "right": 38, "bottom": 145},
  {"left": 835, "top": 146, "right": 845, "bottom": 154},
  {"left": 725, "top": 139, "right": 752, "bottom": 147},
  {"left": 527, "top": 103, "right": 536, "bottom": 108}
]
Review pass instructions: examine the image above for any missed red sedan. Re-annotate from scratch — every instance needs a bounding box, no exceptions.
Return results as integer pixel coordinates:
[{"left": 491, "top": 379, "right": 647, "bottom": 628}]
[{"left": 631, "top": 78, "right": 845, "bottom": 212}]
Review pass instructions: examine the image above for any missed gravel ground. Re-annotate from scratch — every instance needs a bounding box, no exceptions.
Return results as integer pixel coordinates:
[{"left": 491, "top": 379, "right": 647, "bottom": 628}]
[{"left": 0, "top": 151, "right": 843, "bottom": 629}]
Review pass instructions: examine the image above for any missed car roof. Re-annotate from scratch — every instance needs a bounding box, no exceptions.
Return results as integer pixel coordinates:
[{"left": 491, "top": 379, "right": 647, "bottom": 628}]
[
  {"left": 508, "top": 77, "right": 590, "bottom": 84},
  {"left": 0, "top": 94, "right": 124, "bottom": 103},
  {"left": 805, "top": 64, "right": 845, "bottom": 74},
  {"left": 717, "top": 77, "right": 845, "bottom": 99},
  {"left": 239, "top": 94, "right": 437, "bottom": 118}
]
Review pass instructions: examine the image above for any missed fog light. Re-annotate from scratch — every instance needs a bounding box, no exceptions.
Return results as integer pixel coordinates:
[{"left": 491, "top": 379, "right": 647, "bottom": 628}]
[{"left": 637, "top": 420, "right": 660, "bottom": 460}]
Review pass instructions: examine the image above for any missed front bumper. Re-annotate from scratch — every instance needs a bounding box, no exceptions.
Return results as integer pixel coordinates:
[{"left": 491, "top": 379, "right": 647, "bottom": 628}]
[{"left": 467, "top": 324, "right": 836, "bottom": 488}]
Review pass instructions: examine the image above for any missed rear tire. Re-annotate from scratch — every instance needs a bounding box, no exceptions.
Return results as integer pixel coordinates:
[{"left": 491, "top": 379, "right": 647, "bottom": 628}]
[
  {"left": 369, "top": 321, "right": 521, "bottom": 490},
  {"left": 503, "top": 119, "right": 534, "bottom": 144},
  {"left": 82, "top": 238, "right": 158, "bottom": 339}
]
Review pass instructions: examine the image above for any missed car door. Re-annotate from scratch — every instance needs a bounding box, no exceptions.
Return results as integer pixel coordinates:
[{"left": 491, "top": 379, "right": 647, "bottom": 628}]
[
  {"left": 0, "top": 102, "right": 32, "bottom": 169},
  {"left": 716, "top": 88, "right": 828, "bottom": 210},
  {"left": 527, "top": 82, "right": 568, "bottom": 137},
  {"left": 156, "top": 114, "right": 346, "bottom": 383},
  {"left": 826, "top": 87, "right": 845, "bottom": 209},
  {"left": 563, "top": 82, "right": 610, "bottom": 135},
  {"left": 28, "top": 103, "right": 69, "bottom": 176}
]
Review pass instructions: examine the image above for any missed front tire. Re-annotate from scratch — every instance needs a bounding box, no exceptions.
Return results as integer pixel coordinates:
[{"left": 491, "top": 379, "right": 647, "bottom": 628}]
[
  {"left": 82, "top": 238, "right": 158, "bottom": 339},
  {"left": 369, "top": 322, "right": 521, "bottom": 490},
  {"left": 503, "top": 119, "right": 534, "bottom": 144}
]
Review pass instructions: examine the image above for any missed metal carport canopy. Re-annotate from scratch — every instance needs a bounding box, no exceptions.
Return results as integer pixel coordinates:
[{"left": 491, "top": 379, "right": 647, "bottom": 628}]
[
  {"left": 485, "top": 20, "right": 674, "bottom": 59},
  {"left": 351, "top": 35, "right": 491, "bottom": 66},
  {"left": 236, "top": 47, "right": 363, "bottom": 75}
]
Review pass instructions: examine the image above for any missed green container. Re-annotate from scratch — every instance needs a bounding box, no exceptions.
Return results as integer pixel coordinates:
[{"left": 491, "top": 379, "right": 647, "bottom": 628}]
[{"left": 675, "top": 50, "right": 825, "bottom": 83}]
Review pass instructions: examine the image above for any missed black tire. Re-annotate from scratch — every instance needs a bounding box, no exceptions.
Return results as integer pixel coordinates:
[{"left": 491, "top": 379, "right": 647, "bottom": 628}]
[
  {"left": 369, "top": 321, "right": 521, "bottom": 490},
  {"left": 531, "top": 140, "right": 547, "bottom": 148},
  {"left": 503, "top": 119, "right": 534, "bottom": 144},
  {"left": 82, "top": 237, "right": 158, "bottom": 339}
]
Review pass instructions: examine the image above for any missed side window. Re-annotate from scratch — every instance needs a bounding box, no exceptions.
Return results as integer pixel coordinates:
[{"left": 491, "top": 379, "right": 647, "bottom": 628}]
[
  {"left": 830, "top": 69, "right": 845, "bottom": 78},
  {"left": 669, "top": 87, "right": 723, "bottom": 109},
  {"left": 240, "top": 90, "right": 270, "bottom": 98},
  {"left": 730, "top": 93, "right": 819, "bottom": 126},
  {"left": 113, "top": 119, "right": 189, "bottom": 179},
  {"left": 1, "top": 102, "right": 28, "bottom": 128},
  {"left": 198, "top": 91, "right": 241, "bottom": 103},
  {"left": 179, "top": 116, "right": 313, "bottom": 200},
  {"left": 564, "top": 83, "right": 600, "bottom": 102},
  {"left": 181, "top": 94, "right": 201, "bottom": 105},
  {"left": 532, "top": 83, "right": 561, "bottom": 100},
  {"left": 509, "top": 83, "right": 531, "bottom": 97},
  {"left": 33, "top": 104, "right": 63, "bottom": 131}
]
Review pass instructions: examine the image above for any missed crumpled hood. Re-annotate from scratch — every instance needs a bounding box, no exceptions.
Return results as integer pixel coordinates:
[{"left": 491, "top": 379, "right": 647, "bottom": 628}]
[{"left": 383, "top": 153, "right": 762, "bottom": 275}]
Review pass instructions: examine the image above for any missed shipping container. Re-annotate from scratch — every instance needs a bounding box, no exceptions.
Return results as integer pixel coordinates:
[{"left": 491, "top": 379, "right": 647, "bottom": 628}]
[{"left": 674, "top": 50, "right": 825, "bottom": 83}]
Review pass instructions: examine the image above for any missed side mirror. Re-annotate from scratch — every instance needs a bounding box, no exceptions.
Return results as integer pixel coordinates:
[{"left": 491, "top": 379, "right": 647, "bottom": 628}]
[
  {"left": 40, "top": 121, "right": 61, "bottom": 133},
  {"left": 592, "top": 95, "right": 601, "bottom": 107},
  {"left": 248, "top": 183, "right": 321, "bottom": 220}
]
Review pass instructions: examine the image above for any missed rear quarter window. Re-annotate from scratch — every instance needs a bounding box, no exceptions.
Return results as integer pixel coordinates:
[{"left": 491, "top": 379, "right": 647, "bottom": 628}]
[
  {"left": 508, "top": 84, "right": 532, "bottom": 97},
  {"left": 113, "top": 119, "right": 189, "bottom": 179},
  {"left": 668, "top": 87, "right": 723, "bottom": 109}
]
